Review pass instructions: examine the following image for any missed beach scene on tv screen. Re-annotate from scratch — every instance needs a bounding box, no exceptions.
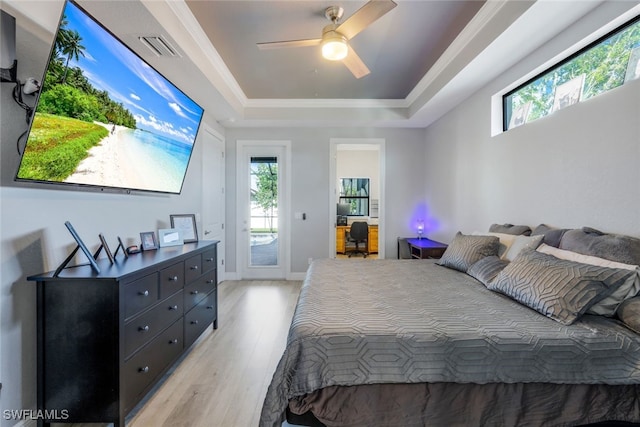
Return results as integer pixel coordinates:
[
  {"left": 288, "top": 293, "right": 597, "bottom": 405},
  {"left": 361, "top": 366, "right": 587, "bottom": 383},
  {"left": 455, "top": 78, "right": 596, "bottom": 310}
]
[{"left": 16, "top": 1, "right": 204, "bottom": 194}]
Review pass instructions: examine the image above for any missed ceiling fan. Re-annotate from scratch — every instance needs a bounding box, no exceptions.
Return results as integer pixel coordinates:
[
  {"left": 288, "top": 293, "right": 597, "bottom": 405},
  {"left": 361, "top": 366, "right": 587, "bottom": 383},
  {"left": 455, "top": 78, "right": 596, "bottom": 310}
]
[{"left": 257, "top": 0, "right": 397, "bottom": 79}]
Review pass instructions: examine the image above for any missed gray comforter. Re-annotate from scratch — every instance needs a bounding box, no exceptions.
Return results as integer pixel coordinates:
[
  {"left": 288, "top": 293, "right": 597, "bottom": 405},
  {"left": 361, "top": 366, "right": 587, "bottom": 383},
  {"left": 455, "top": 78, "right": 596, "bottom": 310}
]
[{"left": 260, "top": 259, "right": 640, "bottom": 426}]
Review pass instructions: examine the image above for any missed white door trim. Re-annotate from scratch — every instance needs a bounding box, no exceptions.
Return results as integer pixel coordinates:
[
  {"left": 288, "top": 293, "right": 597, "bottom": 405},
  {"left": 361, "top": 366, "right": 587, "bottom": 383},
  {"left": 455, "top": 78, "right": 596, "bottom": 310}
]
[
  {"left": 200, "top": 124, "right": 225, "bottom": 283},
  {"left": 329, "top": 138, "right": 386, "bottom": 259},
  {"left": 236, "top": 140, "right": 291, "bottom": 279}
]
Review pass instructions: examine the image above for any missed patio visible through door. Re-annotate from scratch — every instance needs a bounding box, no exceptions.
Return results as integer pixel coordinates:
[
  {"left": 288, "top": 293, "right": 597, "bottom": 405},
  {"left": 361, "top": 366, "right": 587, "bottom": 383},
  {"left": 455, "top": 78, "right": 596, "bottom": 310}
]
[
  {"left": 250, "top": 156, "right": 278, "bottom": 266},
  {"left": 237, "top": 141, "right": 289, "bottom": 280}
]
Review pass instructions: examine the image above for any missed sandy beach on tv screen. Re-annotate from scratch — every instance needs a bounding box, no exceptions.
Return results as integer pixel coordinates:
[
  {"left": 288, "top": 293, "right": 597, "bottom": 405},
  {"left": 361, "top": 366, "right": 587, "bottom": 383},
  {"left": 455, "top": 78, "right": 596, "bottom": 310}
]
[{"left": 65, "top": 122, "right": 175, "bottom": 192}]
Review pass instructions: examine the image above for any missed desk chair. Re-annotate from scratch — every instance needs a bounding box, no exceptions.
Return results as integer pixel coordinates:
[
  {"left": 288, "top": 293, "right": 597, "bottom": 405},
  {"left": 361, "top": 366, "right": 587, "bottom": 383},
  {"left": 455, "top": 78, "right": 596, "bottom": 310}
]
[{"left": 346, "top": 221, "right": 368, "bottom": 258}]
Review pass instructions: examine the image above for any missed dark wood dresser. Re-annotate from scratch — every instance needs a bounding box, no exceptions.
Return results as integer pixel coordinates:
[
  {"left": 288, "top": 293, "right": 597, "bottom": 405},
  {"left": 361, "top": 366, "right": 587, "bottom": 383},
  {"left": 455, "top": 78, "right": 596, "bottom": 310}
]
[{"left": 28, "top": 241, "right": 218, "bottom": 427}]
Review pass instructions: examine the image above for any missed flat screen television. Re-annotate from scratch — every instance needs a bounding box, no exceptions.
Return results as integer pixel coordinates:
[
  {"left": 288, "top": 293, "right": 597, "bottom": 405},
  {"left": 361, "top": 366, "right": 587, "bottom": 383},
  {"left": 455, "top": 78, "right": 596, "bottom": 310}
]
[{"left": 14, "top": 0, "right": 204, "bottom": 195}]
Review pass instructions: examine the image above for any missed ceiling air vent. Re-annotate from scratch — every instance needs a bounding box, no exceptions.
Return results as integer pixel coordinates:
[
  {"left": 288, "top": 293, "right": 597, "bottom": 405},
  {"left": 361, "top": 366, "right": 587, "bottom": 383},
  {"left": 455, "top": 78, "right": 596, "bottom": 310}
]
[{"left": 139, "top": 35, "right": 180, "bottom": 57}]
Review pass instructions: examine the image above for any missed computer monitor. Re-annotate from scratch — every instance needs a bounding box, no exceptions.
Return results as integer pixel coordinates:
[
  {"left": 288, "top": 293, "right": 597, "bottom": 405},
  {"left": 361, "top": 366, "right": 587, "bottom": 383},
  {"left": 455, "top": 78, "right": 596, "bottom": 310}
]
[{"left": 337, "top": 203, "right": 351, "bottom": 216}]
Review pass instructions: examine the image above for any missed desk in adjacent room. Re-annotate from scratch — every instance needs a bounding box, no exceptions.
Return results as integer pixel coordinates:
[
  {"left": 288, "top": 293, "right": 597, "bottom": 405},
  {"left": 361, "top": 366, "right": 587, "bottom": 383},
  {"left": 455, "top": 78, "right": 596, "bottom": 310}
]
[{"left": 336, "top": 224, "right": 378, "bottom": 254}]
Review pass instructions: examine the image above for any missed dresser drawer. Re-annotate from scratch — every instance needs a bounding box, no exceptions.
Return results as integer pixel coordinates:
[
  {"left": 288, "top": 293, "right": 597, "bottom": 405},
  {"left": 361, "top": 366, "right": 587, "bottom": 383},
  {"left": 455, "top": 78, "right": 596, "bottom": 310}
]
[
  {"left": 159, "top": 262, "right": 184, "bottom": 299},
  {"left": 184, "top": 270, "right": 216, "bottom": 311},
  {"left": 124, "top": 273, "right": 159, "bottom": 319},
  {"left": 184, "top": 291, "right": 216, "bottom": 347},
  {"left": 124, "top": 291, "right": 183, "bottom": 358},
  {"left": 201, "top": 247, "right": 216, "bottom": 273},
  {"left": 184, "top": 253, "right": 202, "bottom": 284},
  {"left": 123, "top": 319, "right": 183, "bottom": 411}
]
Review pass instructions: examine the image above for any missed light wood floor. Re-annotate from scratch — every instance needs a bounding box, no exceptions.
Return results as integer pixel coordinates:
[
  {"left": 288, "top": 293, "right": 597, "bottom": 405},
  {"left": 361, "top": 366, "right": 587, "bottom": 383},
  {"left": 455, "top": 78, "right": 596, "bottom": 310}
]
[{"left": 66, "top": 280, "right": 302, "bottom": 427}]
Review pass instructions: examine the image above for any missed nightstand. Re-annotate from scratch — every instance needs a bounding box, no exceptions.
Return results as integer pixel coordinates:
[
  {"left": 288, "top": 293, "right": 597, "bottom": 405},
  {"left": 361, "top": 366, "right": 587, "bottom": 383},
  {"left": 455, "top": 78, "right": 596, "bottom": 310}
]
[{"left": 406, "top": 238, "right": 448, "bottom": 259}]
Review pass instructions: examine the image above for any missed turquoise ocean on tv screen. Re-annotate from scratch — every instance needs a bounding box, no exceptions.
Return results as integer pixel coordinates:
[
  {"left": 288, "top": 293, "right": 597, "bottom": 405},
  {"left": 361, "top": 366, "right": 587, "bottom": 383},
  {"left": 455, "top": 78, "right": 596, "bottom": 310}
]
[{"left": 121, "top": 129, "right": 193, "bottom": 193}]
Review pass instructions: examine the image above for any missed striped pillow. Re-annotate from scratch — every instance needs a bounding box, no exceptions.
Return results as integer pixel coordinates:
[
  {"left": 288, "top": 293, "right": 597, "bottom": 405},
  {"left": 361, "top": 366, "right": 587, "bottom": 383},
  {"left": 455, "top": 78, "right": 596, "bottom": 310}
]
[
  {"left": 437, "top": 232, "right": 499, "bottom": 273},
  {"left": 488, "top": 249, "right": 635, "bottom": 325},
  {"left": 467, "top": 256, "right": 510, "bottom": 287}
]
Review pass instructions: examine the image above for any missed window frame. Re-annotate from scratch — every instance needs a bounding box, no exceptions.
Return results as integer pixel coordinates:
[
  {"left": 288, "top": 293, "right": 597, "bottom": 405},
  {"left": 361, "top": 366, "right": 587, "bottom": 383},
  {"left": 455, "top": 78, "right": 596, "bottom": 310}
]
[
  {"left": 339, "top": 177, "right": 370, "bottom": 217},
  {"left": 502, "top": 13, "right": 640, "bottom": 132}
]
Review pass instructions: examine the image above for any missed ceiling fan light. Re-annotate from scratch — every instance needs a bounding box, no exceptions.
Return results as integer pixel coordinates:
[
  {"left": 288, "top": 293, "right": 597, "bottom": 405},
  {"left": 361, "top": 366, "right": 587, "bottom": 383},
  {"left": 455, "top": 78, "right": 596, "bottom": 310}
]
[{"left": 322, "top": 37, "right": 348, "bottom": 61}]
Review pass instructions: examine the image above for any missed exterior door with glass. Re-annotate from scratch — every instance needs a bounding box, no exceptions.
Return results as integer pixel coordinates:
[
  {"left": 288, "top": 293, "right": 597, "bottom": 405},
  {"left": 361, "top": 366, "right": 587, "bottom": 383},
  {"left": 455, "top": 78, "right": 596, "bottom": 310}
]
[{"left": 237, "top": 141, "right": 289, "bottom": 279}]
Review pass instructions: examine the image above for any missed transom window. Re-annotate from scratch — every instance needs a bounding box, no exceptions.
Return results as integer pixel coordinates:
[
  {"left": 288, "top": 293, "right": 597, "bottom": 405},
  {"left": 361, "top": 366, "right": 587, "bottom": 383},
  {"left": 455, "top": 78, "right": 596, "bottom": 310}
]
[{"left": 503, "top": 15, "right": 640, "bottom": 131}]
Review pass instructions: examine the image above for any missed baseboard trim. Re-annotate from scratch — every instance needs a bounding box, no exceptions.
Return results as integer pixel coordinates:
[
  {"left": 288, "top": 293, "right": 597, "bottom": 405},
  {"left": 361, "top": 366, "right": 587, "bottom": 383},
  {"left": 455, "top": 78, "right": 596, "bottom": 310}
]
[{"left": 224, "top": 271, "right": 306, "bottom": 281}]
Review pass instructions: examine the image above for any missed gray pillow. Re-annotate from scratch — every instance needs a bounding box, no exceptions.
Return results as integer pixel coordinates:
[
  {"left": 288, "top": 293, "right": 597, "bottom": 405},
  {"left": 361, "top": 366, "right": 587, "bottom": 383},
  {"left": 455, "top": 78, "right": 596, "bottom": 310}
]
[
  {"left": 489, "top": 223, "right": 532, "bottom": 236},
  {"left": 559, "top": 227, "right": 640, "bottom": 265},
  {"left": 437, "top": 232, "right": 499, "bottom": 273},
  {"left": 488, "top": 249, "right": 635, "bottom": 325},
  {"left": 531, "top": 224, "right": 569, "bottom": 248},
  {"left": 467, "top": 256, "right": 509, "bottom": 287},
  {"left": 618, "top": 296, "right": 640, "bottom": 334}
]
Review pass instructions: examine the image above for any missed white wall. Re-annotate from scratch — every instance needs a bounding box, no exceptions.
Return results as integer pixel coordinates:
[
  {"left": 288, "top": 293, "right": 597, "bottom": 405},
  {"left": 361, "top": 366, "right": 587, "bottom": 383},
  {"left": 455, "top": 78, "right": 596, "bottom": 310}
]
[
  {"left": 224, "top": 127, "right": 427, "bottom": 274},
  {"left": 0, "top": 5, "right": 219, "bottom": 424},
  {"left": 424, "top": 5, "right": 640, "bottom": 244}
]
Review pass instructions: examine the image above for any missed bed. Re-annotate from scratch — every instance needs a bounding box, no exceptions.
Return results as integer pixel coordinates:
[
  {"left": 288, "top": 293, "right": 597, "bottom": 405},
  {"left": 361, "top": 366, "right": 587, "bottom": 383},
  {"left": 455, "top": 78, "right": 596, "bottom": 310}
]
[{"left": 260, "top": 226, "right": 640, "bottom": 427}]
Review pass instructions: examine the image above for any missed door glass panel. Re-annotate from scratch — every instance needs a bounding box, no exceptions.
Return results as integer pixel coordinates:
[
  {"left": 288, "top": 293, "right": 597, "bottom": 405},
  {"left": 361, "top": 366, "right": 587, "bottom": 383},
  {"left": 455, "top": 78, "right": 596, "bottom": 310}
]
[{"left": 250, "top": 156, "right": 278, "bottom": 266}]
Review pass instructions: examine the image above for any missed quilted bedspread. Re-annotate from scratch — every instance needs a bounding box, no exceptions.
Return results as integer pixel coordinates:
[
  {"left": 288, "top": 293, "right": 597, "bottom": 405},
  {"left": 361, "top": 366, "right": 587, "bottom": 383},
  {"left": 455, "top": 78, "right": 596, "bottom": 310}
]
[{"left": 259, "top": 259, "right": 640, "bottom": 427}]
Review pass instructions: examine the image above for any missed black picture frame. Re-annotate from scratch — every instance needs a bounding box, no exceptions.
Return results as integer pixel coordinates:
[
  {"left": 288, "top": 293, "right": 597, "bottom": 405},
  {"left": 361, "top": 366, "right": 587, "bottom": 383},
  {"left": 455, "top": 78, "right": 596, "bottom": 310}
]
[
  {"left": 140, "top": 231, "right": 158, "bottom": 251},
  {"left": 54, "top": 221, "right": 101, "bottom": 276},
  {"left": 114, "top": 236, "right": 129, "bottom": 258},
  {"left": 170, "top": 214, "right": 198, "bottom": 243},
  {"left": 96, "top": 233, "right": 115, "bottom": 264}
]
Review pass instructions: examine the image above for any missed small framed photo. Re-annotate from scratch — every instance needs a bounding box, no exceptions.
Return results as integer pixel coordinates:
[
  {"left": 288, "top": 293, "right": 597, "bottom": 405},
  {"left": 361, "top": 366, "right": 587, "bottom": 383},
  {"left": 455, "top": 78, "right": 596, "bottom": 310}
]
[
  {"left": 170, "top": 214, "right": 198, "bottom": 243},
  {"left": 158, "top": 228, "right": 184, "bottom": 247},
  {"left": 140, "top": 231, "right": 158, "bottom": 251},
  {"left": 552, "top": 75, "right": 584, "bottom": 113}
]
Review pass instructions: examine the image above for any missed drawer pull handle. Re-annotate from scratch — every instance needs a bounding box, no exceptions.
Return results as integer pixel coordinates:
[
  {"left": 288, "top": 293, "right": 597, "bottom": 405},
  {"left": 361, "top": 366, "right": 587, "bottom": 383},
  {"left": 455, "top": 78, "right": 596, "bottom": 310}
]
[
  {"left": 169, "top": 305, "right": 179, "bottom": 310},
  {"left": 169, "top": 338, "right": 179, "bottom": 344},
  {"left": 191, "top": 320, "right": 199, "bottom": 325},
  {"left": 139, "top": 325, "right": 150, "bottom": 332},
  {"left": 169, "top": 276, "right": 178, "bottom": 281},
  {"left": 139, "top": 366, "right": 149, "bottom": 373},
  {"left": 139, "top": 290, "right": 149, "bottom": 296},
  {"left": 191, "top": 290, "right": 199, "bottom": 295},
  {"left": 206, "top": 280, "right": 214, "bottom": 284},
  {"left": 190, "top": 265, "right": 199, "bottom": 271},
  {"left": 206, "top": 258, "right": 214, "bottom": 262},
  {"left": 207, "top": 306, "right": 214, "bottom": 310}
]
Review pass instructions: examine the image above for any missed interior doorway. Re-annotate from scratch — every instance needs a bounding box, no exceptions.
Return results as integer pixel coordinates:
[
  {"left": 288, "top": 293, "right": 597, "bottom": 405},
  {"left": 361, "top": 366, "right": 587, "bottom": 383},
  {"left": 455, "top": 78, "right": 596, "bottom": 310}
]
[{"left": 329, "top": 139, "right": 385, "bottom": 259}]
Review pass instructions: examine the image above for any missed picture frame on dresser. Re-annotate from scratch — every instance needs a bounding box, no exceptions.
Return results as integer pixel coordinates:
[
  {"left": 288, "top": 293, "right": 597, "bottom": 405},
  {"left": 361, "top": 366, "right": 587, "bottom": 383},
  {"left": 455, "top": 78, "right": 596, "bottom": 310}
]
[
  {"left": 158, "top": 228, "right": 183, "bottom": 247},
  {"left": 54, "top": 221, "right": 101, "bottom": 276},
  {"left": 140, "top": 231, "right": 157, "bottom": 251},
  {"left": 170, "top": 214, "right": 198, "bottom": 243},
  {"left": 95, "top": 233, "right": 115, "bottom": 264},
  {"left": 114, "top": 236, "right": 129, "bottom": 259}
]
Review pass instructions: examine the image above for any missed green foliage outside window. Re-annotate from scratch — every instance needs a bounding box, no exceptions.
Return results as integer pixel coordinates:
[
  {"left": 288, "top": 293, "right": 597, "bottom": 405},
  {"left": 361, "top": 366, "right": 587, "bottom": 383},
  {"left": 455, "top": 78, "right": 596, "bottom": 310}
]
[
  {"left": 504, "top": 16, "right": 640, "bottom": 130},
  {"left": 252, "top": 162, "right": 278, "bottom": 232}
]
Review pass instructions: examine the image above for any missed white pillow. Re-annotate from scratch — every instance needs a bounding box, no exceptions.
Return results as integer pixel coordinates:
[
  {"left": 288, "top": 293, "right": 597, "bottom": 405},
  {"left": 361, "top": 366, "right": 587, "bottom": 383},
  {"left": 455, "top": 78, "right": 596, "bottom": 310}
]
[
  {"left": 503, "top": 234, "right": 543, "bottom": 261},
  {"left": 537, "top": 243, "right": 640, "bottom": 316},
  {"left": 472, "top": 231, "right": 516, "bottom": 259}
]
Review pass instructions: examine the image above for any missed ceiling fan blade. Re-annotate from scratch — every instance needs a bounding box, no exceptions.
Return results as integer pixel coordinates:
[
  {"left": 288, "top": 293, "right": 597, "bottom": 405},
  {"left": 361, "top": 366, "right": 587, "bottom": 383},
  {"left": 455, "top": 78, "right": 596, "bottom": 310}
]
[
  {"left": 337, "top": 0, "right": 397, "bottom": 40},
  {"left": 342, "top": 47, "right": 370, "bottom": 79},
  {"left": 257, "top": 38, "right": 321, "bottom": 50}
]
